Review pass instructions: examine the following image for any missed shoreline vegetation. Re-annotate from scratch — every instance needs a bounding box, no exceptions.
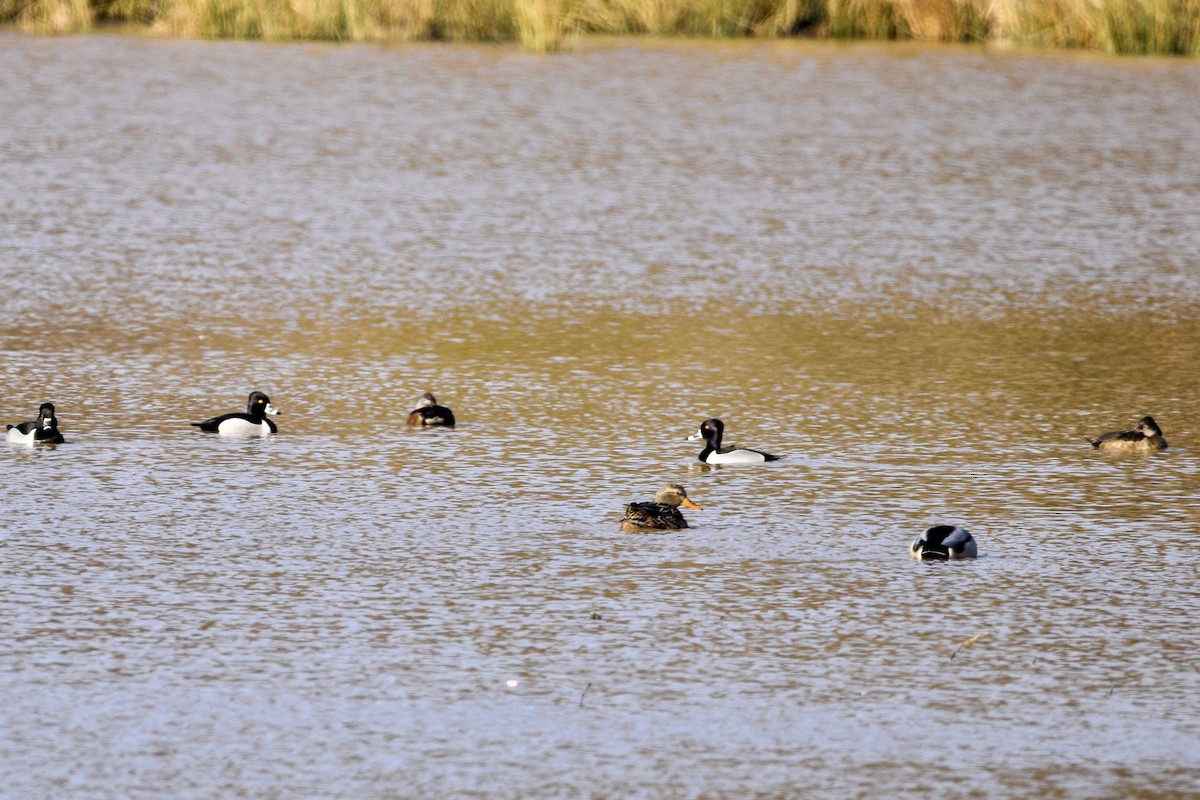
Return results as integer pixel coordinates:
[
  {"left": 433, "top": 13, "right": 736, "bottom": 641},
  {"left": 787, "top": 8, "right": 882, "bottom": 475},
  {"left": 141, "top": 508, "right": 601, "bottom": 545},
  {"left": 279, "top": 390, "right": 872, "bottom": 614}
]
[{"left": 3, "top": 0, "right": 1199, "bottom": 54}]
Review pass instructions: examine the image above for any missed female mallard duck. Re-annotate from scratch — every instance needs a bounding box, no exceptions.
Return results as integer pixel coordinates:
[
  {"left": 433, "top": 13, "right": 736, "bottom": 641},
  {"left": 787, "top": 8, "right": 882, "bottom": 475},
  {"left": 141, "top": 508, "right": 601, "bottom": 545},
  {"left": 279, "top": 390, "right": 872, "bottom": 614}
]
[
  {"left": 620, "top": 484, "right": 702, "bottom": 531},
  {"left": 191, "top": 391, "right": 280, "bottom": 436},
  {"left": 910, "top": 525, "right": 977, "bottom": 561},
  {"left": 688, "top": 418, "right": 779, "bottom": 464},
  {"left": 6, "top": 402, "right": 65, "bottom": 444},
  {"left": 407, "top": 392, "right": 456, "bottom": 427},
  {"left": 1090, "top": 415, "right": 1167, "bottom": 452}
]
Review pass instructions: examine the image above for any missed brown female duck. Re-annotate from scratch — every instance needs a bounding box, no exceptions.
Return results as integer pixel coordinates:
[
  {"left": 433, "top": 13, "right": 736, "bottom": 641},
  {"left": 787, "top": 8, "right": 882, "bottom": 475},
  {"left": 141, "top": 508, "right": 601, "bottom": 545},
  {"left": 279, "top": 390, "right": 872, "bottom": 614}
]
[
  {"left": 1090, "top": 415, "right": 1167, "bottom": 453},
  {"left": 620, "top": 484, "right": 702, "bottom": 532}
]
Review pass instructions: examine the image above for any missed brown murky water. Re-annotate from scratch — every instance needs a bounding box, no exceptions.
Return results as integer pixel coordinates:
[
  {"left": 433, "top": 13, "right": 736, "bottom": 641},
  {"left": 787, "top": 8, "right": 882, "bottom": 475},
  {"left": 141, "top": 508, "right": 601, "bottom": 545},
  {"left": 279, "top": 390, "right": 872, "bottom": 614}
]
[{"left": 2, "top": 33, "right": 1199, "bottom": 798}]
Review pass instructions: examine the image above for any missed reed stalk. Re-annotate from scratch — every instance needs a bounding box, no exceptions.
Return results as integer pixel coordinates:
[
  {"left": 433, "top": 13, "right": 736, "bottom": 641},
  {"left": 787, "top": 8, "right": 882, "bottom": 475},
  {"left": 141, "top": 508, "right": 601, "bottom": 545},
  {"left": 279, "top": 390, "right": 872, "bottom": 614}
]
[
  {"left": 515, "top": 0, "right": 565, "bottom": 51},
  {"left": 3, "top": 0, "right": 1199, "bottom": 54}
]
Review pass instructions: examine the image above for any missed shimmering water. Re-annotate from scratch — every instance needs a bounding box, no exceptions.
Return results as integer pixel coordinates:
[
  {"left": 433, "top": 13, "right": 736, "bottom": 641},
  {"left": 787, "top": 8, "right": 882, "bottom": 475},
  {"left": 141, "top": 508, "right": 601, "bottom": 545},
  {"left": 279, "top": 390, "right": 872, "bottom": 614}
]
[{"left": 2, "top": 33, "right": 1199, "bottom": 799}]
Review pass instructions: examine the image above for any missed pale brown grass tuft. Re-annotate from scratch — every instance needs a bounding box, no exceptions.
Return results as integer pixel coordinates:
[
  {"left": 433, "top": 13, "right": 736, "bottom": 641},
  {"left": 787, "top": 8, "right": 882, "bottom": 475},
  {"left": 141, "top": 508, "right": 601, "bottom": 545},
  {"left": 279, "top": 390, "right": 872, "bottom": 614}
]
[{"left": 3, "top": 0, "right": 1199, "bottom": 54}]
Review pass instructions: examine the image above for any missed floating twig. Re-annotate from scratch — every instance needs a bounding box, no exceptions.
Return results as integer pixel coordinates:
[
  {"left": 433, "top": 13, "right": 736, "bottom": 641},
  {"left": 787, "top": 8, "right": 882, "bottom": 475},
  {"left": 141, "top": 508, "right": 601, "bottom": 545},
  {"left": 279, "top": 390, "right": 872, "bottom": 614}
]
[{"left": 951, "top": 632, "right": 988, "bottom": 660}]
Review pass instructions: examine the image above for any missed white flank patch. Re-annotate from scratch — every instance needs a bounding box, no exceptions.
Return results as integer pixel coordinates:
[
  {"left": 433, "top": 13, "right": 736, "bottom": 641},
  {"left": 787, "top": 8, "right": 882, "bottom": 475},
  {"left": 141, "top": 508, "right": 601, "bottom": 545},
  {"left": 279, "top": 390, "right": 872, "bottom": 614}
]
[
  {"left": 708, "top": 449, "right": 768, "bottom": 464},
  {"left": 217, "top": 418, "right": 270, "bottom": 436},
  {"left": 5, "top": 428, "right": 33, "bottom": 445}
]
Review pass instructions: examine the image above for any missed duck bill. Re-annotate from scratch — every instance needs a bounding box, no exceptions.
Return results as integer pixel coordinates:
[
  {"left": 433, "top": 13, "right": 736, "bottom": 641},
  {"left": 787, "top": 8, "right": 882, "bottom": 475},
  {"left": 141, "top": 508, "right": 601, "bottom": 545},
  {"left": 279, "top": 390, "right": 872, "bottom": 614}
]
[
  {"left": 680, "top": 498, "right": 701, "bottom": 509},
  {"left": 264, "top": 403, "right": 281, "bottom": 416},
  {"left": 686, "top": 428, "right": 704, "bottom": 441}
]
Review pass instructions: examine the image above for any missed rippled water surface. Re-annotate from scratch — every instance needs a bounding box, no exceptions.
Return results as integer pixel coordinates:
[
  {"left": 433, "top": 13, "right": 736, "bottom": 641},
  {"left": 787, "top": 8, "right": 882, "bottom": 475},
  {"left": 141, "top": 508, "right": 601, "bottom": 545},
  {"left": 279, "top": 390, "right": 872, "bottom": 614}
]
[{"left": 2, "top": 33, "right": 1200, "bottom": 799}]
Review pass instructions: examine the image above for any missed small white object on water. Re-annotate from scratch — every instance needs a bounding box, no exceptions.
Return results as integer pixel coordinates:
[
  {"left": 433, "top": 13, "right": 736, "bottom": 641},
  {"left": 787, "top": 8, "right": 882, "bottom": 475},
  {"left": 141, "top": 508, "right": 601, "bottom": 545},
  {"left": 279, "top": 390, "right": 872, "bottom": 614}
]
[{"left": 506, "top": 679, "right": 519, "bottom": 688}]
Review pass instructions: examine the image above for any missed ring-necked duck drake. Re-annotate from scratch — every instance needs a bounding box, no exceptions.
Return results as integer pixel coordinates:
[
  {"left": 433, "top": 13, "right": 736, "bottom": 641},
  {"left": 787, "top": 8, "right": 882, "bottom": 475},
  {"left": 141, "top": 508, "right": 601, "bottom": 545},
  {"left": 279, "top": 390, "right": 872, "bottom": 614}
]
[
  {"left": 1090, "top": 415, "right": 1167, "bottom": 452},
  {"left": 191, "top": 391, "right": 280, "bottom": 436},
  {"left": 620, "top": 484, "right": 702, "bottom": 532},
  {"left": 910, "top": 525, "right": 977, "bottom": 561},
  {"left": 6, "top": 402, "right": 65, "bottom": 444},
  {"left": 688, "top": 418, "right": 779, "bottom": 464},
  {"left": 407, "top": 392, "right": 456, "bottom": 427}
]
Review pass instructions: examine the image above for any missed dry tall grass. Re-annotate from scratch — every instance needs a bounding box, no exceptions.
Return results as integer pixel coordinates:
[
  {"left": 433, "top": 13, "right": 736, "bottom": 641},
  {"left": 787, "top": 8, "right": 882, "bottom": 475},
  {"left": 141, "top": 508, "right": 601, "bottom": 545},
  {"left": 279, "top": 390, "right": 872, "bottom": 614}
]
[{"left": 3, "top": 0, "right": 1199, "bottom": 53}]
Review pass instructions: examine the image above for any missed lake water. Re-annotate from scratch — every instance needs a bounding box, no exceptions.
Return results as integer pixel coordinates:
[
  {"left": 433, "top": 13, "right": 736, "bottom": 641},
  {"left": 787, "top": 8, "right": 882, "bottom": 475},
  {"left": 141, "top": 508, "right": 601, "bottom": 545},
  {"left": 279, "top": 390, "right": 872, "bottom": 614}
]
[{"left": 2, "top": 33, "right": 1199, "bottom": 799}]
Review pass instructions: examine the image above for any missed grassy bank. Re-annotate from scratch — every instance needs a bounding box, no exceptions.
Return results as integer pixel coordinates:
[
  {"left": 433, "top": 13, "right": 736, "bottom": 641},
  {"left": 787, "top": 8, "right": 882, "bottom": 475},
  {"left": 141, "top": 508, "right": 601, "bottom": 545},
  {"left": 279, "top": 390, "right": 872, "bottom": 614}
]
[{"left": 4, "top": 0, "right": 1200, "bottom": 53}]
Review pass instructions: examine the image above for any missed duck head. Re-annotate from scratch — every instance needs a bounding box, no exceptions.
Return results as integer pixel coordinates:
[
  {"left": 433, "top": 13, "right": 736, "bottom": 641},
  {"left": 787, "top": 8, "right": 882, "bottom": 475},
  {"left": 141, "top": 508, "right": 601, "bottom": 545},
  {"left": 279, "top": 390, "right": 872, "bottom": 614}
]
[
  {"left": 248, "top": 391, "right": 280, "bottom": 417},
  {"left": 1136, "top": 416, "right": 1162, "bottom": 437},
  {"left": 37, "top": 402, "right": 58, "bottom": 431},
  {"left": 654, "top": 484, "right": 702, "bottom": 509},
  {"left": 687, "top": 418, "right": 724, "bottom": 447}
]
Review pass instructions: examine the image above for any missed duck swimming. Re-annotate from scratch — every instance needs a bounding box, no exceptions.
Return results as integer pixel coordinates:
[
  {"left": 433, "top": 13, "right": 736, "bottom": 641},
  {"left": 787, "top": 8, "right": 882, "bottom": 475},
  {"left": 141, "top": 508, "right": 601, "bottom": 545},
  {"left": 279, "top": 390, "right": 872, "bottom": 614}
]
[
  {"left": 910, "top": 525, "right": 977, "bottom": 561},
  {"left": 6, "top": 402, "right": 65, "bottom": 444},
  {"left": 688, "top": 418, "right": 779, "bottom": 464},
  {"left": 407, "top": 392, "right": 456, "bottom": 427},
  {"left": 620, "top": 484, "right": 702, "bottom": 531},
  {"left": 191, "top": 391, "right": 280, "bottom": 436},
  {"left": 1090, "top": 415, "right": 1167, "bottom": 452}
]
